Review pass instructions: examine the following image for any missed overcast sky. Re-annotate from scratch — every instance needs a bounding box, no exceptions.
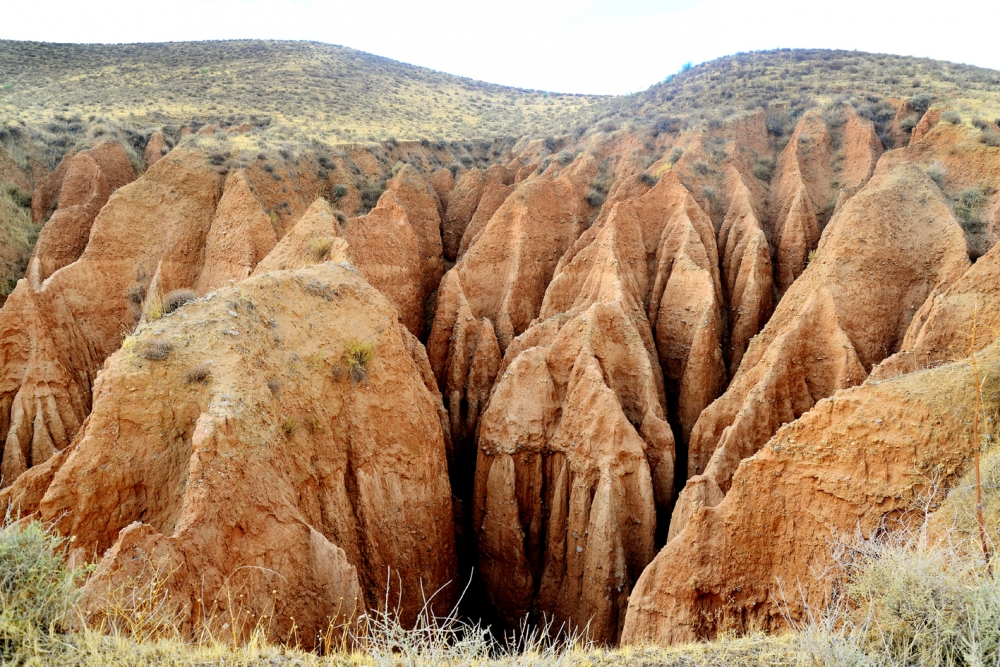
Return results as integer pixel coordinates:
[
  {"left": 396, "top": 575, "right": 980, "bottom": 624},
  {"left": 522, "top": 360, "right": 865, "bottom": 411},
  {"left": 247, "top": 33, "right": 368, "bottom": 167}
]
[{"left": 2, "top": 0, "right": 998, "bottom": 95}]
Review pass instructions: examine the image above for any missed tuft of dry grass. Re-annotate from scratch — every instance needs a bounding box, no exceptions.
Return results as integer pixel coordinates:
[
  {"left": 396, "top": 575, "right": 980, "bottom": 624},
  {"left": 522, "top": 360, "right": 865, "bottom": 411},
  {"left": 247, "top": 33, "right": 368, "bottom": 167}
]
[
  {"left": 344, "top": 339, "right": 374, "bottom": 384},
  {"left": 138, "top": 339, "right": 173, "bottom": 361},
  {"left": 163, "top": 288, "right": 197, "bottom": 314},
  {"left": 309, "top": 236, "right": 333, "bottom": 261},
  {"left": 142, "top": 291, "right": 165, "bottom": 322},
  {"left": 183, "top": 362, "right": 211, "bottom": 384}
]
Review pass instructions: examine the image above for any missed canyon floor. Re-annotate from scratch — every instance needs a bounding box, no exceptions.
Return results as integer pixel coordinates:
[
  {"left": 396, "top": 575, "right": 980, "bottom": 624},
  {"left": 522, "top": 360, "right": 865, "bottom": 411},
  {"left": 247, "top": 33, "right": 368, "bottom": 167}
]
[{"left": 3, "top": 41, "right": 1000, "bottom": 665}]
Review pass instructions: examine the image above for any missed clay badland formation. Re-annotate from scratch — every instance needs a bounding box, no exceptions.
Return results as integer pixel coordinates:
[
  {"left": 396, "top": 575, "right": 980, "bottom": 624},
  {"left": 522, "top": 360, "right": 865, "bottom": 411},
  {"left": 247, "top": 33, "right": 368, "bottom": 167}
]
[{"left": 3, "top": 41, "right": 1000, "bottom": 649}]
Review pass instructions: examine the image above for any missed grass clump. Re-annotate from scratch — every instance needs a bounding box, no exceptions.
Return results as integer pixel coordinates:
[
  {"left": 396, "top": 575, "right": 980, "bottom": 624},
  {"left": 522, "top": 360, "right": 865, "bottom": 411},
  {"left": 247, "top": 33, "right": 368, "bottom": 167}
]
[
  {"left": 927, "top": 161, "right": 947, "bottom": 188},
  {"left": 138, "top": 339, "right": 173, "bottom": 361},
  {"left": 0, "top": 516, "right": 81, "bottom": 648},
  {"left": 345, "top": 338, "right": 374, "bottom": 384},
  {"left": 183, "top": 362, "right": 210, "bottom": 384},
  {"left": 142, "top": 291, "right": 165, "bottom": 321},
  {"left": 309, "top": 236, "right": 333, "bottom": 261},
  {"left": 163, "top": 288, "right": 197, "bottom": 314},
  {"left": 942, "top": 110, "right": 962, "bottom": 125},
  {"left": 954, "top": 185, "right": 991, "bottom": 231},
  {"left": 281, "top": 417, "right": 299, "bottom": 437}
]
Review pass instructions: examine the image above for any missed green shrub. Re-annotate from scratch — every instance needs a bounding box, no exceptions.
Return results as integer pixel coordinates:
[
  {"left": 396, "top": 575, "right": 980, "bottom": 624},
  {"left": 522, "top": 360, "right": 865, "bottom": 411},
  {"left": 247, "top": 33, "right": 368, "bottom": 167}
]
[
  {"left": 926, "top": 161, "right": 947, "bottom": 188},
  {"left": 955, "top": 185, "right": 990, "bottom": 230},
  {"left": 332, "top": 183, "right": 349, "bottom": 199},
  {"left": 752, "top": 156, "right": 775, "bottom": 182},
  {"left": 899, "top": 114, "right": 920, "bottom": 131},
  {"left": 0, "top": 518, "right": 81, "bottom": 645},
  {"left": 585, "top": 189, "right": 605, "bottom": 208},
  {"left": 345, "top": 338, "right": 374, "bottom": 384},
  {"left": 667, "top": 146, "right": 684, "bottom": 164},
  {"left": 942, "top": 110, "right": 962, "bottom": 125},
  {"left": 637, "top": 171, "right": 658, "bottom": 187},
  {"left": 907, "top": 92, "right": 934, "bottom": 113}
]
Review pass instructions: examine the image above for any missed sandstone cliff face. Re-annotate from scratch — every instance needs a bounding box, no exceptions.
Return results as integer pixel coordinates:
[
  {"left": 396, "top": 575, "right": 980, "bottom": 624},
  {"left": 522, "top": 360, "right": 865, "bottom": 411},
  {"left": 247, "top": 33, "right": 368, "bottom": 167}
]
[
  {"left": 195, "top": 172, "right": 277, "bottom": 292},
  {"left": 718, "top": 173, "right": 772, "bottom": 374},
  {"left": 441, "top": 166, "right": 511, "bottom": 261},
  {"left": 26, "top": 142, "right": 136, "bottom": 284},
  {"left": 873, "top": 240, "right": 1000, "bottom": 379},
  {"left": 1, "top": 150, "right": 224, "bottom": 486},
  {"left": 143, "top": 132, "right": 170, "bottom": 167},
  {"left": 427, "top": 168, "right": 590, "bottom": 455},
  {"left": 623, "top": 349, "right": 983, "bottom": 644},
  {"left": 672, "top": 161, "right": 970, "bottom": 539},
  {"left": 472, "top": 199, "right": 675, "bottom": 643},
  {"left": 768, "top": 113, "right": 833, "bottom": 294},
  {"left": 2, "top": 263, "right": 456, "bottom": 647}
]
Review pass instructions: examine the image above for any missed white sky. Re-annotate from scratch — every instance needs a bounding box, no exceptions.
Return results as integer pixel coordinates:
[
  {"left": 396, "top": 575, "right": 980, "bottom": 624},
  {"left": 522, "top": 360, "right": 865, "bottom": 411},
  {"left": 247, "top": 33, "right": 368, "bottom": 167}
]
[{"left": 1, "top": 0, "right": 998, "bottom": 95}]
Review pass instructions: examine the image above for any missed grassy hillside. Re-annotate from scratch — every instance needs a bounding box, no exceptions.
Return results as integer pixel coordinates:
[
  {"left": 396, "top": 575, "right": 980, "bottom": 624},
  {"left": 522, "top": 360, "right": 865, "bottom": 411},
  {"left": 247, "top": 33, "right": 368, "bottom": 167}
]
[{"left": 0, "top": 40, "right": 612, "bottom": 142}]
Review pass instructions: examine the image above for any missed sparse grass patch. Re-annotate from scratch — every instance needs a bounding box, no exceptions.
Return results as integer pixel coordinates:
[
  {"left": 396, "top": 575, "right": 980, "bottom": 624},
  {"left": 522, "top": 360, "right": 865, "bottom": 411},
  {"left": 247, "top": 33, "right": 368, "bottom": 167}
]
[
  {"left": 0, "top": 183, "right": 40, "bottom": 298},
  {"left": 309, "top": 237, "right": 333, "bottom": 261},
  {"left": 281, "top": 416, "right": 298, "bottom": 437},
  {"left": 345, "top": 338, "right": 374, "bottom": 384}
]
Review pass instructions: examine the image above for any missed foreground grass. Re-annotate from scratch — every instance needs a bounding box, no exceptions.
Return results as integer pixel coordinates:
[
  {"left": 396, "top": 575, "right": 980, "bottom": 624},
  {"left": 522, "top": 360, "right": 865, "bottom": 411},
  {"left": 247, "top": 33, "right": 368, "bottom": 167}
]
[{"left": 4, "top": 514, "right": 1000, "bottom": 667}]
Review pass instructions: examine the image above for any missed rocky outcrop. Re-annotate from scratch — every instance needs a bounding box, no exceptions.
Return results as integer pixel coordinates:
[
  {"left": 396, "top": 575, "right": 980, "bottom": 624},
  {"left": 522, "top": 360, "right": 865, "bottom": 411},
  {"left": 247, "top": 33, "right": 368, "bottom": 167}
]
[
  {"left": 2, "top": 263, "right": 456, "bottom": 647},
  {"left": 637, "top": 172, "right": 725, "bottom": 442},
  {"left": 252, "top": 198, "right": 344, "bottom": 274},
  {"left": 383, "top": 165, "right": 445, "bottom": 307},
  {"left": 0, "top": 149, "right": 224, "bottom": 486},
  {"left": 768, "top": 113, "right": 833, "bottom": 293},
  {"left": 343, "top": 193, "right": 424, "bottom": 337},
  {"left": 195, "top": 172, "right": 277, "bottom": 292},
  {"left": 837, "top": 109, "right": 883, "bottom": 200},
  {"left": 873, "top": 240, "right": 1000, "bottom": 379},
  {"left": 457, "top": 182, "right": 514, "bottom": 259},
  {"left": 623, "top": 349, "right": 983, "bottom": 644},
  {"left": 427, "top": 167, "right": 454, "bottom": 220},
  {"left": 911, "top": 108, "right": 942, "bottom": 145},
  {"left": 428, "top": 170, "right": 590, "bottom": 448},
  {"left": 441, "top": 166, "right": 511, "bottom": 260},
  {"left": 144, "top": 132, "right": 170, "bottom": 167},
  {"left": 473, "top": 199, "right": 674, "bottom": 644},
  {"left": 672, "top": 162, "right": 970, "bottom": 538},
  {"left": 718, "top": 173, "right": 772, "bottom": 374},
  {"left": 25, "top": 143, "right": 136, "bottom": 284}
]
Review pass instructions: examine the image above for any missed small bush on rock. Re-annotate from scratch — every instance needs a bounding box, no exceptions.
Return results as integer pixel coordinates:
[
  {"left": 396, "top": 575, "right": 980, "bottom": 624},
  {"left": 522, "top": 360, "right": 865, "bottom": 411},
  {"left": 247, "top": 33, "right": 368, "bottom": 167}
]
[
  {"left": 163, "top": 289, "right": 196, "bottom": 314},
  {"left": 138, "top": 339, "right": 172, "bottom": 361}
]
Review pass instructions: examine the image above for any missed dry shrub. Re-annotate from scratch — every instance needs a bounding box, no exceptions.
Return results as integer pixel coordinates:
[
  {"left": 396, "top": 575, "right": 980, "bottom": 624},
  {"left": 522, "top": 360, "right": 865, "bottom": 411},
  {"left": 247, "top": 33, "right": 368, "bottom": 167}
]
[
  {"left": 183, "top": 362, "right": 210, "bottom": 384},
  {"left": 163, "top": 288, "right": 197, "bottom": 314},
  {"left": 142, "top": 291, "right": 164, "bottom": 322},
  {"left": 138, "top": 339, "right": 172, "bottom": 361},
  {"left": 345, "top": 339, "right": 374, "bottom": 384},
  {"left": 309, "top": 237, "right": 333, "bottom": 261}
]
